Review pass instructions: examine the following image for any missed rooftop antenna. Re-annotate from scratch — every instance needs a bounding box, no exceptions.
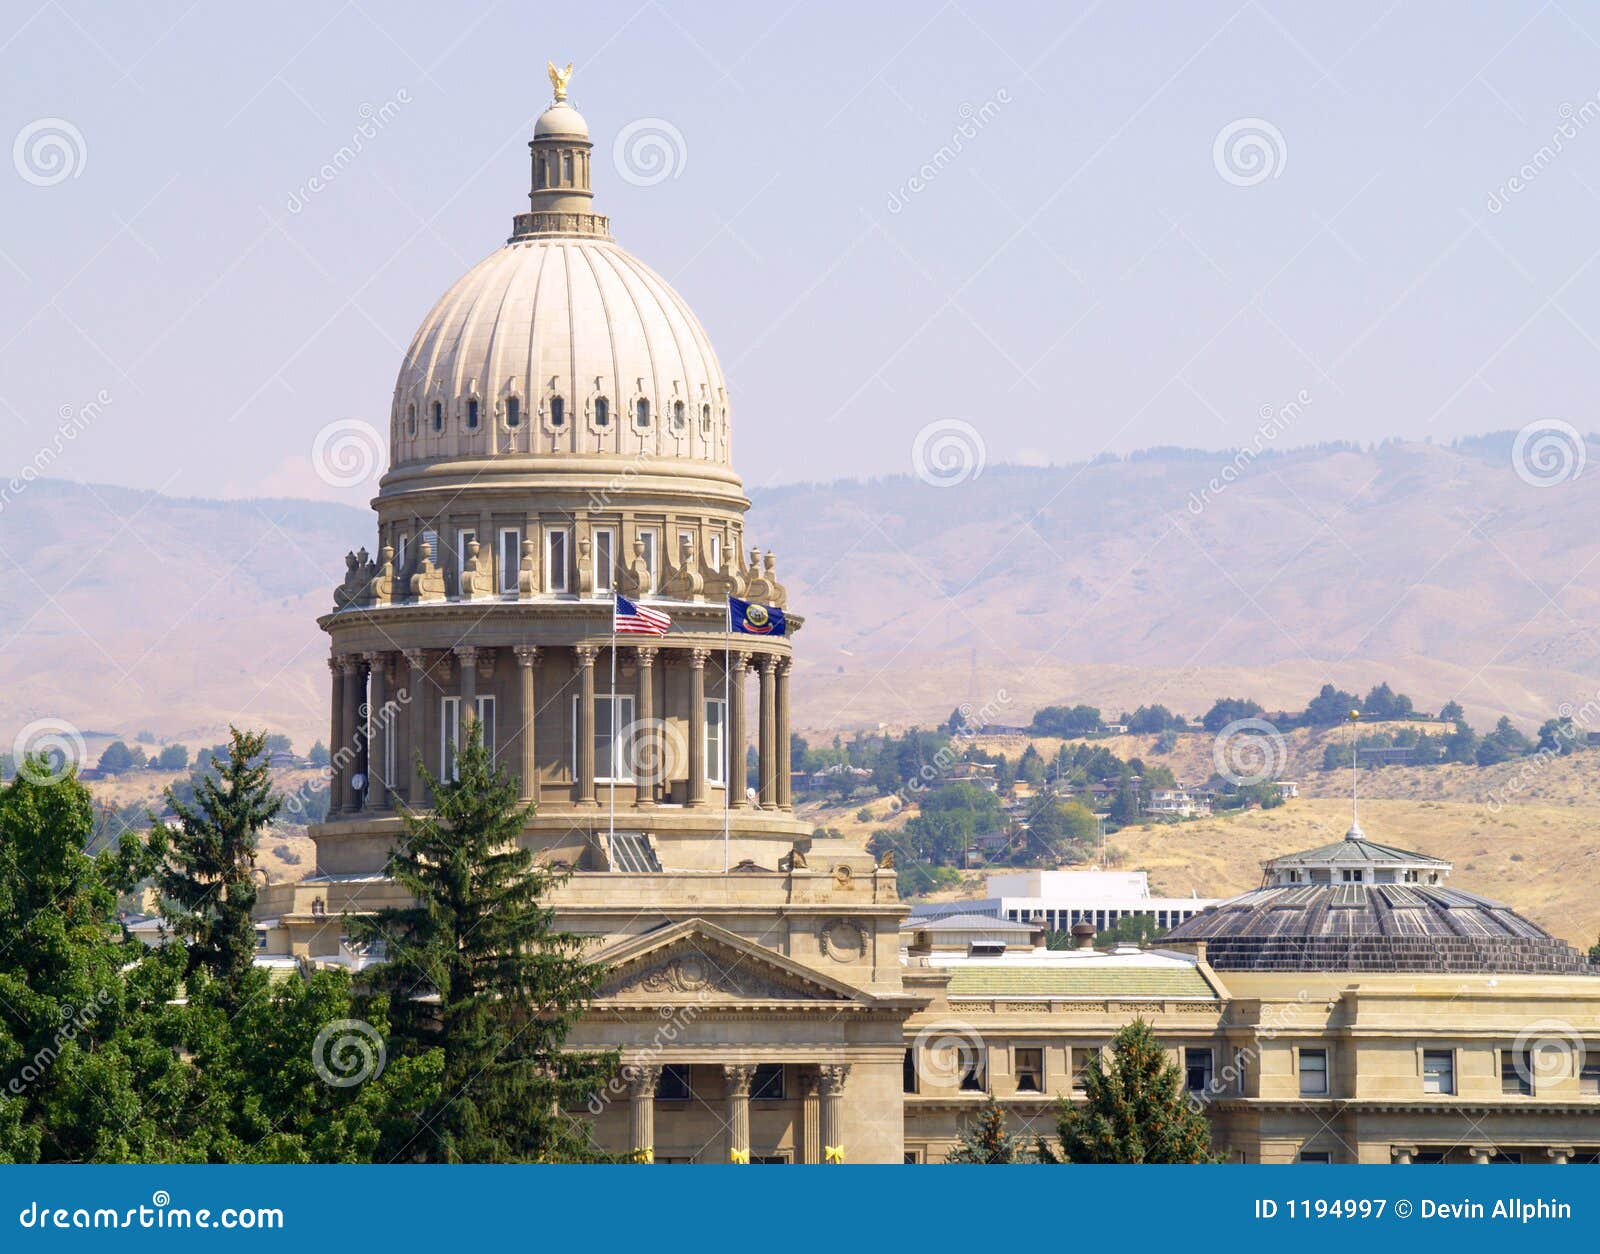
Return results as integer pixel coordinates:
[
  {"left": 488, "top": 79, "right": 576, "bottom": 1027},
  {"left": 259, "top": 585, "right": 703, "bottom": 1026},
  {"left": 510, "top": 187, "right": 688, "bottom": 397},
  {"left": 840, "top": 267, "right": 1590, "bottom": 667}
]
[{"left": 1346, "top": 707, "right": 1363, "bottom": 840}]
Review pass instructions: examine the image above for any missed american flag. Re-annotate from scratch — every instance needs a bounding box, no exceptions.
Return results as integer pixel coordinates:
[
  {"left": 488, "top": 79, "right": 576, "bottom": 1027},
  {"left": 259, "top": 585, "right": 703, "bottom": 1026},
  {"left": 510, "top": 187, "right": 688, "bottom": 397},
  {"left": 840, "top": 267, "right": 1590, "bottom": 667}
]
[{"left": 614, "top": 593, "right": 672, "bottom": 636}]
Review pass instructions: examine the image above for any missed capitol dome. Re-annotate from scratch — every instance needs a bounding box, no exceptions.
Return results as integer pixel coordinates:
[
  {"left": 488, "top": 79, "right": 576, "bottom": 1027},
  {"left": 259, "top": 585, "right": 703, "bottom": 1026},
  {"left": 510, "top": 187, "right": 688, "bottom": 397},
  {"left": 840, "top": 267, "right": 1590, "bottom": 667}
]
[{"left": 386, "top": 93, "right": 730, "bottom": 473}]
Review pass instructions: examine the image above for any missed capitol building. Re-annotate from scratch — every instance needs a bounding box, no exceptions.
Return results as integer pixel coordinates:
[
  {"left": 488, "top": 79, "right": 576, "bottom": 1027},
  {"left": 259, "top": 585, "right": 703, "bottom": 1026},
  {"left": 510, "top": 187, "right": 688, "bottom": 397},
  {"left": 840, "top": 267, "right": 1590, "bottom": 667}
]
[{"left": 257, "top": 74, "right": 1600, "bottom": 1165}]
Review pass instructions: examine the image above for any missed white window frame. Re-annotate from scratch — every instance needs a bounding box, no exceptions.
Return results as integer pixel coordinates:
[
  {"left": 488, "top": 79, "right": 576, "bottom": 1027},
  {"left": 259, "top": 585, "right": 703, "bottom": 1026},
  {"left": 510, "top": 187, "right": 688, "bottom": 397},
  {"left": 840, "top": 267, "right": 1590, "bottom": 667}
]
[
  {"left": 441, "top": 695, "right": 495, "bottom": 780},
  {"left": 639, "top": 529, "right": 658, "bottom": 593},
  {"left": 395, "top": 533, "right": 408, "bottom": 572},
  {"left": 1422, "top": 1048, "right": 1455, "bottom": 1095},
  {"left": 708, "top": 532, "right": 722, "bottom": 571},
  {"left": 456, "top": 528, "right": 477, "bottom": 581},
  {"left": 421, "top": 528, "right": 439, "bottom": 565},
  {"left": 1298, "top": 1047, "right": 1329, "bottom": 1096},
  {"left": 572, "top": 694, "right": 635, "bottom": 783},
  {"left": 593, "top": 526, "right": 615, "bottom": 593},
  {"left": 498, "top": 527, "right": 521, "bottom": 595},
  {"left": 706, "top": 697, "right": 727, "bottom": 786},
  {"left": 545, "top": 527, "right": 570, "bottom": 594}
]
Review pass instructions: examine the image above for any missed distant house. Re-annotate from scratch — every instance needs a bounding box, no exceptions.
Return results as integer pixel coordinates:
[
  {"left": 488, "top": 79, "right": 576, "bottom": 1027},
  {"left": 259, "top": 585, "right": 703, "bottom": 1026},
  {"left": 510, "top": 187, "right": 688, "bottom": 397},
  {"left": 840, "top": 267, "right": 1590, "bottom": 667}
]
[
  {"left": 1277, "top": 780, "right": 1300, "bottom": 798},
  {"left": 1100, "top": 723, "right": 1128, "bottom": 736},
  {"left": 1147, "top": 788, "right": 1212, "bottom": 818}
]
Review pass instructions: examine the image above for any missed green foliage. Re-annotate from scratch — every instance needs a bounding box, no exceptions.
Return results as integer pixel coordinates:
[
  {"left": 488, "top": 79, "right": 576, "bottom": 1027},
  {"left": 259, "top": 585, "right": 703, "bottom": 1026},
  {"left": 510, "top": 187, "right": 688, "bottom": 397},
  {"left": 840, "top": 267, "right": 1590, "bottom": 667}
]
[
  {"left": 1438, "top": 700, "right": 1465, "bottom": 723},
  {"left": 263, "top": 733, "right": 293, "bottom": 754},
  {"left": 154, "top": 743, "right": 189, "bottom": 771},
  {"left": 1029, "top": 704, "right": 1102, "bottom": 736},
  {"left": 945, "top": 1095, "right": 1022, "bottom": 1163},
  {"left": 1537, "top": 717, "right": 1581, "bottom": 755},
  {"left": 1039, "top": 1020, "right": 1217, "bottom": 1164},
  {"left": 307, "top": 741, "right": 330, "bottom": 768},
  {"left": 1476, "top": 716, "right": 1532, "bottom": 766},
  {"left": 97, "top": 741, "right": 143, "bottom": 774},
  {"left": 350, "top": 721, "right": 617, "bottom": 1163},
  {"left": 153, "top": 727, "right": 280, "bottom": 1008},
  {"left": 1126, "top": 704, "right": 1184, "bottom": 733},
  {"left": 1201, "top": 697, "right": 1262, "bottom": 733},
  {"left": 1360, "top": 682, "right": 1413, "bottom": 720}
]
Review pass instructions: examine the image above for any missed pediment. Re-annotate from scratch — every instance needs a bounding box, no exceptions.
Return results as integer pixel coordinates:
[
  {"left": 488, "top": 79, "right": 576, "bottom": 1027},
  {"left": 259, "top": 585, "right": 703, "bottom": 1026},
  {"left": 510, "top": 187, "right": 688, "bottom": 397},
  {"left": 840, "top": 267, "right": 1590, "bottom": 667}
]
[{"left": 593, "top": 919, "right": 871, "bottom": 1006}]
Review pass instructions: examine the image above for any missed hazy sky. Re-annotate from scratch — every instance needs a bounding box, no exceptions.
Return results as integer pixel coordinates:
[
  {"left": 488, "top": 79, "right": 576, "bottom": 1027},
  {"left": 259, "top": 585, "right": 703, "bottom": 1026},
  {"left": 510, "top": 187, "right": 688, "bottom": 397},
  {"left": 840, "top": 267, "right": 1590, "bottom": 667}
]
[{"left": 5, "top": 1, "right": 1600, "bottom": 505}]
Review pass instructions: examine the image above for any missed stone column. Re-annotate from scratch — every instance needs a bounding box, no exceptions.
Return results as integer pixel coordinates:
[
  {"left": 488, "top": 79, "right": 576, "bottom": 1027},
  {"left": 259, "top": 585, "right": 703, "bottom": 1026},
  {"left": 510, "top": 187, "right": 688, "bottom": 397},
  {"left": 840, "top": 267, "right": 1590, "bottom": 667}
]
[
  {"left": 634, "top": 646, "right": 657, "bottom": 807},
  {"left": 627, "top": 1064, "right": 660, "bottom": 1162},
  {"left": 1391, "top": 1145, "right": 1416, "bottom": 1164},
  {"left": 340, "top": 657, "right": 363, "bottom": 811},
  {"left": 723, "top": 1064, "right": 755, "bottom": 1164},
  {"left": 687, "top": 648, "right": 709, "bottom": 808},
  {"left": 405, "top": 649, "right": 429, "bottom": 806},
  {"left": 776, "top": 657, "right": 792, "bottom": 810},
  {"left": 1547, "top": 1146, "right": 1573, "bottom": 1164},
  {"left": 757, "top": 654, "right": 778, "bottom": 808},
  {"left": 820, "top": 1063, "right": 851, "bottom": 1164},
  {"left": 455, "top": 645, "right": 478, "bottom": 730},
  {"left": 575, "top": 645, "right": 599, "bottom": 806},
  {"left": 365, "top": 652, "right": 389, "bottom": 810},
  {"left": 799, "top": 1067, "right": 822, "bottom": 1165},
  {"left": 728, "top": 651, "right": 749, "bottom": 808},
  {"left": 327, "top": 657, "right": 346, "bottom": 817},
  {"left": 1469, "top": 1147, "right": 1492, "bottom": 1165},
  {"left": 513, "top": 646, "right": 540, "bottom": 802}
]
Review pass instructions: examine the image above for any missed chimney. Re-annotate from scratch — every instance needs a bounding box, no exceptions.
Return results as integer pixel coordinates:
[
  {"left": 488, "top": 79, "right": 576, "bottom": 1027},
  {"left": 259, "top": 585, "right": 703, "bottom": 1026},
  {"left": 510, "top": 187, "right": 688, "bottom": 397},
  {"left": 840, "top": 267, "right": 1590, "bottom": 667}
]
[{"left": 1071, "top": 921, "right": 1096, "bottom": 951}]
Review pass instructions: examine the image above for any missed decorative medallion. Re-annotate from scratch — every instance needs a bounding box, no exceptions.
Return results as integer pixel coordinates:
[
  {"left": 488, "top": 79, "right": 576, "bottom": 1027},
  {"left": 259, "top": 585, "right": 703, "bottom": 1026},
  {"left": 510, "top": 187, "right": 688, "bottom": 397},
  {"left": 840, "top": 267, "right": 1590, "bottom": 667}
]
[{"left": 819, "top": 919, "right": 868, "bottom": 963}]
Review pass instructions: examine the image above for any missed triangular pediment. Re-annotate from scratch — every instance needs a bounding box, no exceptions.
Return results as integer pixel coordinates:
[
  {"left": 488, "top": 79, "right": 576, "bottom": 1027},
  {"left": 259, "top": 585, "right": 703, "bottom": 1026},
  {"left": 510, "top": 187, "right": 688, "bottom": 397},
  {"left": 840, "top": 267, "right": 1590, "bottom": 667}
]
[{"left": 593, "top": 918, "right": 875, "bottom": 1006}]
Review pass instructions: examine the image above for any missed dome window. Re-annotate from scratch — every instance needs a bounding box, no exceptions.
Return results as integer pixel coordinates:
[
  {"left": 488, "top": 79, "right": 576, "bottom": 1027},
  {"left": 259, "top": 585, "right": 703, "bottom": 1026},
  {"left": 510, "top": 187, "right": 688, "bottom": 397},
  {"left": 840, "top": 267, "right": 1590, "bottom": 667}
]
[
  {"left": 700, "top": 404, "right": 712, "bottom": 434},
  {"left": 549, "top": 396, "right": 566, "bottom": 427},
  {"left": 467, "top": 398, "right": 480, "bottom": 429},
  {"left": 672, "top": 400, "right": 685, "bottom": 431},
  {"left": 406, "top": 404, "right": 417, "bottom": 436},
  {"left": 506, "top": 397, "right": 521, "bottom": 428},
  {"left": 595, "top": 397, "right": 610, "bottom": 427},
  {"left": 635, "top": 398, "right": 650, "bottom": 428},
  {"left": 432, "top": 401, "right": 443, "bottom": 432}
]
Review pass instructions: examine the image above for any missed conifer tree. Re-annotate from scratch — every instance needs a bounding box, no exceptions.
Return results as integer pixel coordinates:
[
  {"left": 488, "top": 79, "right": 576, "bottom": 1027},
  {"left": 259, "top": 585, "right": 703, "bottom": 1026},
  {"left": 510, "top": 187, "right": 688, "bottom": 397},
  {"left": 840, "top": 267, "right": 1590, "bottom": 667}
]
[
  {"left": 945, "top": 1095, "right": 1022, "bottom": 1163},
  {"left": 153, "top": 727, "right": 280, "bottom": 1008},
  {"left": 1040, "top": 1019, "right": 1217, "bottom": 1163},
  {"left": 351, "top": 721, "right": 616, "bottom": 1162}
]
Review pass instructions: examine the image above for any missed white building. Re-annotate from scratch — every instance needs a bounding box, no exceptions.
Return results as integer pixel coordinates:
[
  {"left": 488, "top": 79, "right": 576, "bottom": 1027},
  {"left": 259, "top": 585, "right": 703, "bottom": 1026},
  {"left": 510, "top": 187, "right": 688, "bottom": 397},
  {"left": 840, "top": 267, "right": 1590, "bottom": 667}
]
[
  {"left": 910, "top": 868, "right": 1220, "bottom": 934},
  {"left": 1146, "top": 787, "right": 1212, "bottom": 817}
]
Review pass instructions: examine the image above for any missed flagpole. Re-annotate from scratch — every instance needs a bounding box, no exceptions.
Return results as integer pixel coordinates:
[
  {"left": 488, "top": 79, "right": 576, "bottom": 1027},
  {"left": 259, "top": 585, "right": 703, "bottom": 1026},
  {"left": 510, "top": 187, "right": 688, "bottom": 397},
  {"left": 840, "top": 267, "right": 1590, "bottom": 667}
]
[
  {"left": 609, "top": 594, "right": 617, "bottom": 851},
  {"left": 723, "top": 594, "right": 732, "bottom": 873}
]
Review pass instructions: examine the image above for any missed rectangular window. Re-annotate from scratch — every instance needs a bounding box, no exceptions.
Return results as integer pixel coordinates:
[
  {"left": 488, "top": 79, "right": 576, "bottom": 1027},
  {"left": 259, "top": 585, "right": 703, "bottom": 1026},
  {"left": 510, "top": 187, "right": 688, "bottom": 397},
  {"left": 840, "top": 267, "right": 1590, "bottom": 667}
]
[
  {"left": 1299, "top": 1150, "right": 1332, "bottom": 1164},
  {"left": 1014, "top": 1047, "right": 1044, "bottom": 1094},
  {"left": 903, "top": 1048, "right": 918, "bottom": 1094},
  {"left": 1071, "top": 1047, "right": 1095, "bottom": 1093},
  {"left": 455, "top": 528, "right": 476, "bottom": 581},
  {"left": 545, "top": 527, "right": 569, "bottom": 593},
  {"left": 1423, "top": 1049, "right": 1455, "bottom": 1095},
  {"left": 1233, "top": 1048, "right": 1250, "bottom": 1096},
  {"left": 958, "top": 1046, "right": 987, "bottom": 1092},
  {"left": 1502, "top": 1049, "right": 1534, "bottom": 1096},
  {"left": 751, "top": 1063, "right": 784, "bottom": 1101},
  {"left": 396, "top": 533, "right": 408, "bottom": 572},
  {"left": 1299, "top": 1048, "right": 1328, "bottom": 1096},
  {"left": 421, "top": 528, "right": 438, "bottom": 565},
  {"left": 706, "top": 698, "right": 727, "bottom": 786},
  {"left": 573, "top": 694, "right": 635, "bottom": 783},
  {"left": 255, "top": 929, "right": 268, "bottom": 951},
  {"left": 708, "top": 532, "right": 722, "bottom": 571},
  {"left": 440, "top": 696, "right": 494, "bottom": 779},
  {"left": 639, "top": 529, "right": 658, "bottom": 592},
  {"left": 1184, "top": 1047, "right": 1213, "bottom": 1095},
  {"left": 594, "top": 527, "right": 615, "bottom": 592},
  {"left": 499, "top": 527, "right": 520, "bottom": 595},
  {"left": 1581, "top": 1059, "right": 1600, "bottom": 1096},
  {"left": 656, "top": 1065, "right": 691, "bottom": 1102}
]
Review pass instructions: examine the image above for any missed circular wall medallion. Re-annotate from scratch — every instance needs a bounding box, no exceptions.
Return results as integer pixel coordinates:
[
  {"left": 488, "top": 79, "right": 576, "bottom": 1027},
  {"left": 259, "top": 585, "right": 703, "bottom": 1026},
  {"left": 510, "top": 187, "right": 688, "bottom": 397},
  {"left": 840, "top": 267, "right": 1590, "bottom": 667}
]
[{"left": 820, "top": 919, "right": 868, "bottom": 963}]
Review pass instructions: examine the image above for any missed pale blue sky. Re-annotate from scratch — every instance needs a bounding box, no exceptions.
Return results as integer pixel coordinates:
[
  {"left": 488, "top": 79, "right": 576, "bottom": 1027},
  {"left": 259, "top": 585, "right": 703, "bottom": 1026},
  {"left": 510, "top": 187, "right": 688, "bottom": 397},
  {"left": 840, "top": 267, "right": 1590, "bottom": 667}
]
[{"left": 5, "top": 1, "right": 1600, "bottom": 503}]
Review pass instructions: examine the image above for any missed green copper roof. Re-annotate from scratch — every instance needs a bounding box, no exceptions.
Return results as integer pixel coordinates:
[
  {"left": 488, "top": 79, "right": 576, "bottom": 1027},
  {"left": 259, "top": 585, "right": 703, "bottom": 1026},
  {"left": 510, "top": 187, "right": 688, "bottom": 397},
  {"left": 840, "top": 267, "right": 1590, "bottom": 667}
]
[
  {"left": 944, "top": 964, "right": 1216, "bottom": 999},
  {"left": 1269, "top": 835, "right": 1448, "bottom": 868}
]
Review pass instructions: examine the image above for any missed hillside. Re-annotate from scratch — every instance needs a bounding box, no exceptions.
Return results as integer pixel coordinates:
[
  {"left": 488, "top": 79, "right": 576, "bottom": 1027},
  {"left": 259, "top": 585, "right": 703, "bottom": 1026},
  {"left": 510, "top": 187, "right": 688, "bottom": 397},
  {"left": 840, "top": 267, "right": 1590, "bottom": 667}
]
[{"left": 4, "top": 435, "right": 1598, "bottom": 753}]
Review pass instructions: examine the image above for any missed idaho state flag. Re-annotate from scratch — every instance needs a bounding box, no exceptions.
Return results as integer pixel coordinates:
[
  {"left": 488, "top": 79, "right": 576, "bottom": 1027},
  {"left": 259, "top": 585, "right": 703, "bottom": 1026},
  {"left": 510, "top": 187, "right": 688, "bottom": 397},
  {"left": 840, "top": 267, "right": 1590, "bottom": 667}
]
[{"left": 729, "top": 596, "right": 787, "bottom": 636}]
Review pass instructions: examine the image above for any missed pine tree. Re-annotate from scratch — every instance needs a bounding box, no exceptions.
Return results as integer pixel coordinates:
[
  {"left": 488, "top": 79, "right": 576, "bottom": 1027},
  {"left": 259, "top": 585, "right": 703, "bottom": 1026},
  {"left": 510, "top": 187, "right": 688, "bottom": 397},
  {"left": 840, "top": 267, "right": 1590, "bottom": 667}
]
[
  {"left": 945, "top": 1095, "right": 1022, "bottom": 1163},
  {"left": 1040, "top": 1019, "right": 1217, "bottom": 1163},
  {"left": 153, "top": 727, "right": 280, "bottom": 1008},
  {"left": 351, "top": 721, "right": 617, "bottom": 1163}
]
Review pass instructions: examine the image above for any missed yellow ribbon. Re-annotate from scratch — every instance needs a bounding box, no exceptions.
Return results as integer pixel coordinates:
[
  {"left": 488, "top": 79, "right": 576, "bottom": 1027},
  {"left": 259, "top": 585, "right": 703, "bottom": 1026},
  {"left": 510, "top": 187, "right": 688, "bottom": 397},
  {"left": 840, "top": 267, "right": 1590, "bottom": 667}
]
[
  {"left": 824, "top": 1145, "right": 845, "bottom": 1164},
  {"left": 729, "top": 1147, "right": 750, "bottom": 1164},
  {"left": 634, "top": 1148, "right": 654, "bottom": 1164}
]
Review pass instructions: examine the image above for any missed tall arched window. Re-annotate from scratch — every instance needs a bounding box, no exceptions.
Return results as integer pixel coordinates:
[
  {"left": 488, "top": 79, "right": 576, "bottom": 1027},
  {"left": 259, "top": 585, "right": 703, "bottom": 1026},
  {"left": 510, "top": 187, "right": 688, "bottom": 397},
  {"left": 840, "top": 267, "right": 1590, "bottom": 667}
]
[
  {"left": 635, "top": 398, "right": 650, "bottom": 427},
  {"left": 406, "top": 404, "right": 417, "bottom": 436},
  {"left": 467, "top": 398, "right": 480, "bottom": 429},
  {"left": 700, "top": 404, "right": 711, "bottom": 433},
  {"left": 505, "top": 397, "right": 521, "bottom": 427},
  {"left": 549, "top": 396, "right": 565, "bottom": 427},
  {"left": 594, "top": 397, "right": 610, "bottom": 427},
  {"left": 563, "top": 153, "right": 573, "bottom": 182},
  {"left": 672, "top": 400, "right": 685, "bottom": 430},
  {"left": 432, "top": 401, "right": 443, "bottom": 431}
]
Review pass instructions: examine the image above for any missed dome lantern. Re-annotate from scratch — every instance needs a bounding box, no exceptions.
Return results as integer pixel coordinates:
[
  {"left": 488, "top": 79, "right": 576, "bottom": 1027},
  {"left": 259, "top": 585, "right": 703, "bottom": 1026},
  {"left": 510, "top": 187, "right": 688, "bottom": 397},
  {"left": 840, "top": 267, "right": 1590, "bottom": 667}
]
[{"left": 514, "top": 61, "right": 609, "bottom": 241}]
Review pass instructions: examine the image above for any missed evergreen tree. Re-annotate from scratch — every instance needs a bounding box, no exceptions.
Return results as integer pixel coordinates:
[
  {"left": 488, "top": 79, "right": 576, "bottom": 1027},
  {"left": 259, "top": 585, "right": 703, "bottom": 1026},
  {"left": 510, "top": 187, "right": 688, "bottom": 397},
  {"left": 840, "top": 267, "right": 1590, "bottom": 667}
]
[
  {"left": 153, "top": 727, "right": 280, "bottom": 1008},
  {"left": 945, "top": 1095, "right": 1022, "bottom": 1163},
  {"left": 1040, "top": 1019, "right": 1217, "bottom": 1163},
  {"left": 351, "top": 721, "right": 617, "bottom": 1163}
]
